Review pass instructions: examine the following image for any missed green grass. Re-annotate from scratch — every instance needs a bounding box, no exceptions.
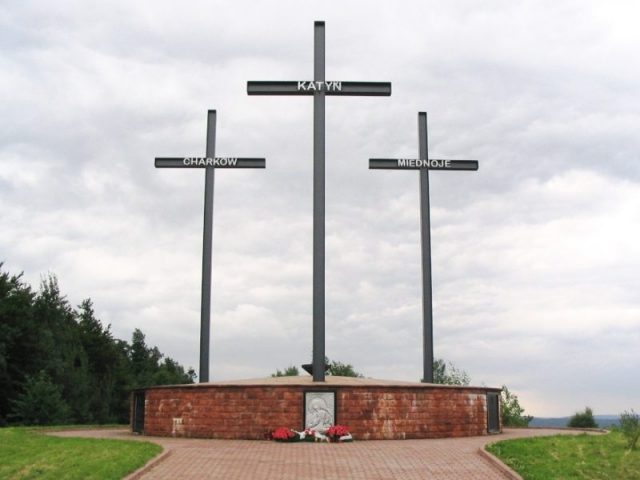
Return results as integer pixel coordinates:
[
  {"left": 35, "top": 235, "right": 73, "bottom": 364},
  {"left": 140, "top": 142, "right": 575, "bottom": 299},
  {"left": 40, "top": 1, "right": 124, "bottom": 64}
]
[
  {"left": 486, "top": 431, "right": 640, "bottom": 479},
  {"left": 0, "top": 427, "right": 162, "bottom": 480}
]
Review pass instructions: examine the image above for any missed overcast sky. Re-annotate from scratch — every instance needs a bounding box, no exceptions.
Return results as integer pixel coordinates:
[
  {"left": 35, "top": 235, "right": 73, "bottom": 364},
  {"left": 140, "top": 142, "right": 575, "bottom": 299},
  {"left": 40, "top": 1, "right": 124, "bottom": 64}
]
[{"left": 2, "top": 0, "right": 639, "bottom": 417}]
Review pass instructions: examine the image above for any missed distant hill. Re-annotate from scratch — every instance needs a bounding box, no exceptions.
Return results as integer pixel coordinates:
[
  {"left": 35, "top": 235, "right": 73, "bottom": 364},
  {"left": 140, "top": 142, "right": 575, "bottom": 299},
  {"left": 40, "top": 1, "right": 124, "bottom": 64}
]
[{"left": 529, "top": 415, "right": 619, "bottom": 428}]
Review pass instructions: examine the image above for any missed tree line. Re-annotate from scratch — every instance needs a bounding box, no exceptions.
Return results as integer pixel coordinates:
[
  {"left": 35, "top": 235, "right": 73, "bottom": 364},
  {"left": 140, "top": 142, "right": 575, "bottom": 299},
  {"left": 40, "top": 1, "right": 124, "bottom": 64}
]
[{"left": 0, "top": 264, "right": 195, "bottom": 426}]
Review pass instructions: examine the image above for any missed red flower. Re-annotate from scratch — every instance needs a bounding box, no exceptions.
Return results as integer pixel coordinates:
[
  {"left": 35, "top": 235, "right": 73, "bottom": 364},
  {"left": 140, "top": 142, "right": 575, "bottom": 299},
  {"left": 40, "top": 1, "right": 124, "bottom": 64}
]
[
  {"left": 326, "top": 425, "right": 350, "bottom": 437},
  {"left": 272, "top": 427, "right": 296, "bottom": 441}
]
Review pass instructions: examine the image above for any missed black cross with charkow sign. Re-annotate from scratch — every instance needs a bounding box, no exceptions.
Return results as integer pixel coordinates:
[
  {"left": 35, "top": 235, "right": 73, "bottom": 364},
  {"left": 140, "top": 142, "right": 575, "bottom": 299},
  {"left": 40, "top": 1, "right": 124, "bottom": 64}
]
[
  {"left": 369, "top": 112, "right": 478, "bottom": 383},
  {"left": 248, "top": 21, "right": 391, "bottom": 382},
  {"left": 155, "top": 109, "right": 265, "bottom": 383}
]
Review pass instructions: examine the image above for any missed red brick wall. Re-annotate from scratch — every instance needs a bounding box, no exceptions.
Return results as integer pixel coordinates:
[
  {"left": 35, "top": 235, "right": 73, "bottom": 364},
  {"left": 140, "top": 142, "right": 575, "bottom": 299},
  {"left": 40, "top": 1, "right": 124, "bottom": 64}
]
[
  {"left": 340, "top": 388, "right": 489, "bottom": 439},
  {"left": 144, "top": 386, "right": 303, "bottom": 439},
  {"left": 141, "top": 385, "right": 498, "bottom": 440}
]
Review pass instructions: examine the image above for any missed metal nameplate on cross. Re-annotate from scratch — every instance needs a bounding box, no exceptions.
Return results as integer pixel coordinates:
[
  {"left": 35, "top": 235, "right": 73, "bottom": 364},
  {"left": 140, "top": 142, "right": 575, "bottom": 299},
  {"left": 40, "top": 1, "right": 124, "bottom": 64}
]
[
  {"left": 369, "top": 158, "right": 478, "bottom": 170},
  {"left": 155, "top": 157, "right": 265, "bottom": 169},
  {"left": 248, "top": 21, "right": 391, "bottom": 382},
  {"left": 155, "top": 109, "right": 266, "bottom": 383},
  {"left": 248, "top": 80, "right": 391, "bottom": 96},
  {"left": 369, "top": 112, "right": 478, "bottom": 384}
]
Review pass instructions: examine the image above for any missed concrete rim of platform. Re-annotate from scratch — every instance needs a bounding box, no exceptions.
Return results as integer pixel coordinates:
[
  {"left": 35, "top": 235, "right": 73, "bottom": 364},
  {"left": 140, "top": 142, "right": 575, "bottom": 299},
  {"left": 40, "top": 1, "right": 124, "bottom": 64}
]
[{"left": 139, "top": 375, "right": 502, "bottom": 391}]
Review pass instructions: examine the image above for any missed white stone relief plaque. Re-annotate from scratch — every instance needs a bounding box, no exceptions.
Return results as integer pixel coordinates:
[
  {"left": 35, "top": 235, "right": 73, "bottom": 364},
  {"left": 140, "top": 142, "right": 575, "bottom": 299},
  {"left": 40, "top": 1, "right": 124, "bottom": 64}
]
[{"left": 304, "top": 391, "right": 335, "bottom": 433}]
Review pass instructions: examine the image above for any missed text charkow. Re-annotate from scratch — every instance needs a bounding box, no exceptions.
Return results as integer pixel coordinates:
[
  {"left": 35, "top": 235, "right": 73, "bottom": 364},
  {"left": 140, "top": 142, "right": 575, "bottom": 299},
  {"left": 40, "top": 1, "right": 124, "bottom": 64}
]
[
  {"left": 154, "top": 111, "right": 266, "bottom": 382},
  {"left": 183, "top": 157, "right": 238, "bottom": 167},
  {"left": 398, "top": 159, "right": 451, "bottom": 169},
  {"left": 297, "top": 81, "right": 343, "bottom": 92}
]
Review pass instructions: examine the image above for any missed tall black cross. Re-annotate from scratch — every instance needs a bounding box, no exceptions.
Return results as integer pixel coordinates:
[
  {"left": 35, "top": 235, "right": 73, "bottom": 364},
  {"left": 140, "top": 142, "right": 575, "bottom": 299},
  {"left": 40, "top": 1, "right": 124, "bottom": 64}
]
[
  {"left": 247, "top": 21, "right": 391, "bottom": 382},
  {"left": 369, "top": 112, "right": 478, "bottom": 383},
  {"left": 155, "top": 110, "right": 265, "bottom": 383}
]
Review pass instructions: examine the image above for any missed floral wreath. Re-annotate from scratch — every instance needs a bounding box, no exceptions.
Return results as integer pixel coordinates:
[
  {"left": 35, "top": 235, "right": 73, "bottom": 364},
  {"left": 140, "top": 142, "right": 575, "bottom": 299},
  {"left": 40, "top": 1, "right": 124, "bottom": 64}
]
[{"left": 269, "top": 425, "right": 353, "bottom": 443}]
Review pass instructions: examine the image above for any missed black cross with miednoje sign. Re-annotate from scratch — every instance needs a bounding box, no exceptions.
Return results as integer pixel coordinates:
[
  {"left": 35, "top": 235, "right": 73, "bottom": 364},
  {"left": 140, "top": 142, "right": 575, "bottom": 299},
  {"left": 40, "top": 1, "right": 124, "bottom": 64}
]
[{"left": 369, "top": 112, "right": 478, "bottom": 384}]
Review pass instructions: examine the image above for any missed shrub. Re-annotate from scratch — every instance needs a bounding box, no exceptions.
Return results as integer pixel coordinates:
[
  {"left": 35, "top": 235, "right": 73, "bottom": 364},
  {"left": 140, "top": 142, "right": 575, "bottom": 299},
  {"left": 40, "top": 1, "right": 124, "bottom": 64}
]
[
  {"left": 10, "top": 371, "right": 70, "bottom": 425},
  {"left": 326, "top": 359, "right": 363, "bottom": 378},
  {"left": 271, "top": 366, "right": 299, "bottom": 377},
  {"left": 619, "top": 409, "right": 640, "bottom": 450},
  {"left": 501, "top": 386, "right": 533, "bottom": 427},
  {"left": 432, "top": 359, "right": 470, "bottom": 386},
  {"left": 567, "top": 407, "right": 598, "bottom": 428}
]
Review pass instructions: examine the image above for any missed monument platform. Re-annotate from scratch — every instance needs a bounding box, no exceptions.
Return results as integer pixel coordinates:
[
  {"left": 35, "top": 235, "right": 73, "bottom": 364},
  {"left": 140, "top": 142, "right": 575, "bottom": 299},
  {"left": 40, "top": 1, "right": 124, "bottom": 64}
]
[{"left": 132, "top": 376, "right": 502, "bottom": 440}]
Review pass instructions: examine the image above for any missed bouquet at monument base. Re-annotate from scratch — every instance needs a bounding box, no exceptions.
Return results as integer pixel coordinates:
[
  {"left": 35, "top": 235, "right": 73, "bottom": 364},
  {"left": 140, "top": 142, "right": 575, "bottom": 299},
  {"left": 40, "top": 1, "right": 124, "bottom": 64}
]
[
  {"left": 269, "top": 425, "right": 353, "bottom": 443},
  {"left": 270, "top": 427, "right": 299, "bottom": 442},
  {"left": 326, "top": 425, "right": 353, "bottom": 442}
]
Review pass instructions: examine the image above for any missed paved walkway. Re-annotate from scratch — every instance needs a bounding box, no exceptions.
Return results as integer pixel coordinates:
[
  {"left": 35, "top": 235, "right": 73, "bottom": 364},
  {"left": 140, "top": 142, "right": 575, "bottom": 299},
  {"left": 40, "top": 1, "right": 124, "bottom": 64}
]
[{"left": 52, "top": 428, "right": 592, "bottom": 479}]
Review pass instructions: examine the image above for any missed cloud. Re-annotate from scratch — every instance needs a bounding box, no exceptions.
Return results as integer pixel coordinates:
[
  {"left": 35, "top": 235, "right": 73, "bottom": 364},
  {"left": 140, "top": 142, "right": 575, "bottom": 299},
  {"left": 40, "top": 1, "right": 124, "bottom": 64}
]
[{"left": 1, "top": 0, "right": 639, "bottom": 416}]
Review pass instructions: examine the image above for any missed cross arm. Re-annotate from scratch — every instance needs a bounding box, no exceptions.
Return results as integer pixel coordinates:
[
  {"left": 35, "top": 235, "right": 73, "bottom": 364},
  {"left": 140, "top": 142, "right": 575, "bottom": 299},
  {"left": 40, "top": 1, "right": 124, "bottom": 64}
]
[
  {"left": 155, "top": 157, "right": 266, "bottom": 168},
  {"left": 369, "top": 158, "right": 478, "bottom": 171},
  {"left": 334, "top": 82, "right": 391, "bottom": 96},
  {"left": 248, "top": 81, "right": 309, "bottom": 96},
  {"left": 247, "top": 81, "right": 391, "bottom": 96}
]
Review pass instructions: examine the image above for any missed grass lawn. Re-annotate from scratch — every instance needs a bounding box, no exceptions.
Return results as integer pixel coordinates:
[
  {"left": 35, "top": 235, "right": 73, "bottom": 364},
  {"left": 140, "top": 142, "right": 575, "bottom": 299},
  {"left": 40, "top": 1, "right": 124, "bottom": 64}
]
[
  {"left": 487, "top": 431, "right": 640, "bottom": 479},
  {"left": 0, "top": 427, "right": 162, "bottom": 480}
]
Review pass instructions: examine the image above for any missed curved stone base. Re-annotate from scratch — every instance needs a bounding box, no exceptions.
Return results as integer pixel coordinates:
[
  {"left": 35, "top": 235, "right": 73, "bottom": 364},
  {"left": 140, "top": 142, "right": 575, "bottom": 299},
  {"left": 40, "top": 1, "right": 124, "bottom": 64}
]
[{"left": 133, "top": 376, "right": 502, "bottom": 440}]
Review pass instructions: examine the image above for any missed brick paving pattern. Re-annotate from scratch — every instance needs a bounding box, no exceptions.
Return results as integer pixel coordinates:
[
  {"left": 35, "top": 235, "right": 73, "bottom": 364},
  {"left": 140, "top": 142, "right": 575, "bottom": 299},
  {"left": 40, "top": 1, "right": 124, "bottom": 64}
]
[{"left": 52, "top": 428, "right": 594, "bottom": 479}]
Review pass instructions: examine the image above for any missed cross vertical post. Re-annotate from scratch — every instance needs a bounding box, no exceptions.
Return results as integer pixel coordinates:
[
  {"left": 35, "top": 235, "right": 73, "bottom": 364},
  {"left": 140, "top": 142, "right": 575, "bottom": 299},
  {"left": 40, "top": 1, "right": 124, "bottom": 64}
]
[
  {"left": 418, "top": 112, "right": 434, "bottom": 383},
  {"left": 155, "top": 110, "right": 266, "bottom": 383},
  {"left": 248, "top": 21, "right": 391, "bottom": 381},
  {"left": 369, "top": 112, "right": 478, "bottom": 383},
  {"left": 312, "top": 21, "right": 326, "bottom": 383},
  {"left": 200, "top": 110, "right": 216, "bottom": 383}
]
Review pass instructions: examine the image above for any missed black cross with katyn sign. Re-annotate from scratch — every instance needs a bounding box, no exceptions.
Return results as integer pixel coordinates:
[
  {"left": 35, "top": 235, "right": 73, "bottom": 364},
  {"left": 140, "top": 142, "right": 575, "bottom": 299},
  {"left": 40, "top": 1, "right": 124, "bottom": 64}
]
[
  {"left": 370, "top": 112, "right": 478, "bottom": 383},
  {"left": 155, "top": 109, "right": 265, "bottom": 383},
  {"left": 248, "top": 21, "right": 391, "bottom": 382}
]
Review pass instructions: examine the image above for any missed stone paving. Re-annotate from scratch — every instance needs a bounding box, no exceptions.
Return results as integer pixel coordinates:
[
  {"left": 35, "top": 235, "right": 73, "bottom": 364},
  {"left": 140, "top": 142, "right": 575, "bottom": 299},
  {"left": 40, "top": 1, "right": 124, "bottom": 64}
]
[{"left": 52, "top": 427, "right": 593, "bottom": 479}]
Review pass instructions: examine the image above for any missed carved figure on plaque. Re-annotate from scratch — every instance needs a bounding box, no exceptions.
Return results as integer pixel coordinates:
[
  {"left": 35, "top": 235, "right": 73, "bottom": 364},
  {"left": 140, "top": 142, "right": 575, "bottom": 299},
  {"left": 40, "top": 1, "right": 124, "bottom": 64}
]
[{"left": 305, "top": 393, "right": 335, "bottom": 433}]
